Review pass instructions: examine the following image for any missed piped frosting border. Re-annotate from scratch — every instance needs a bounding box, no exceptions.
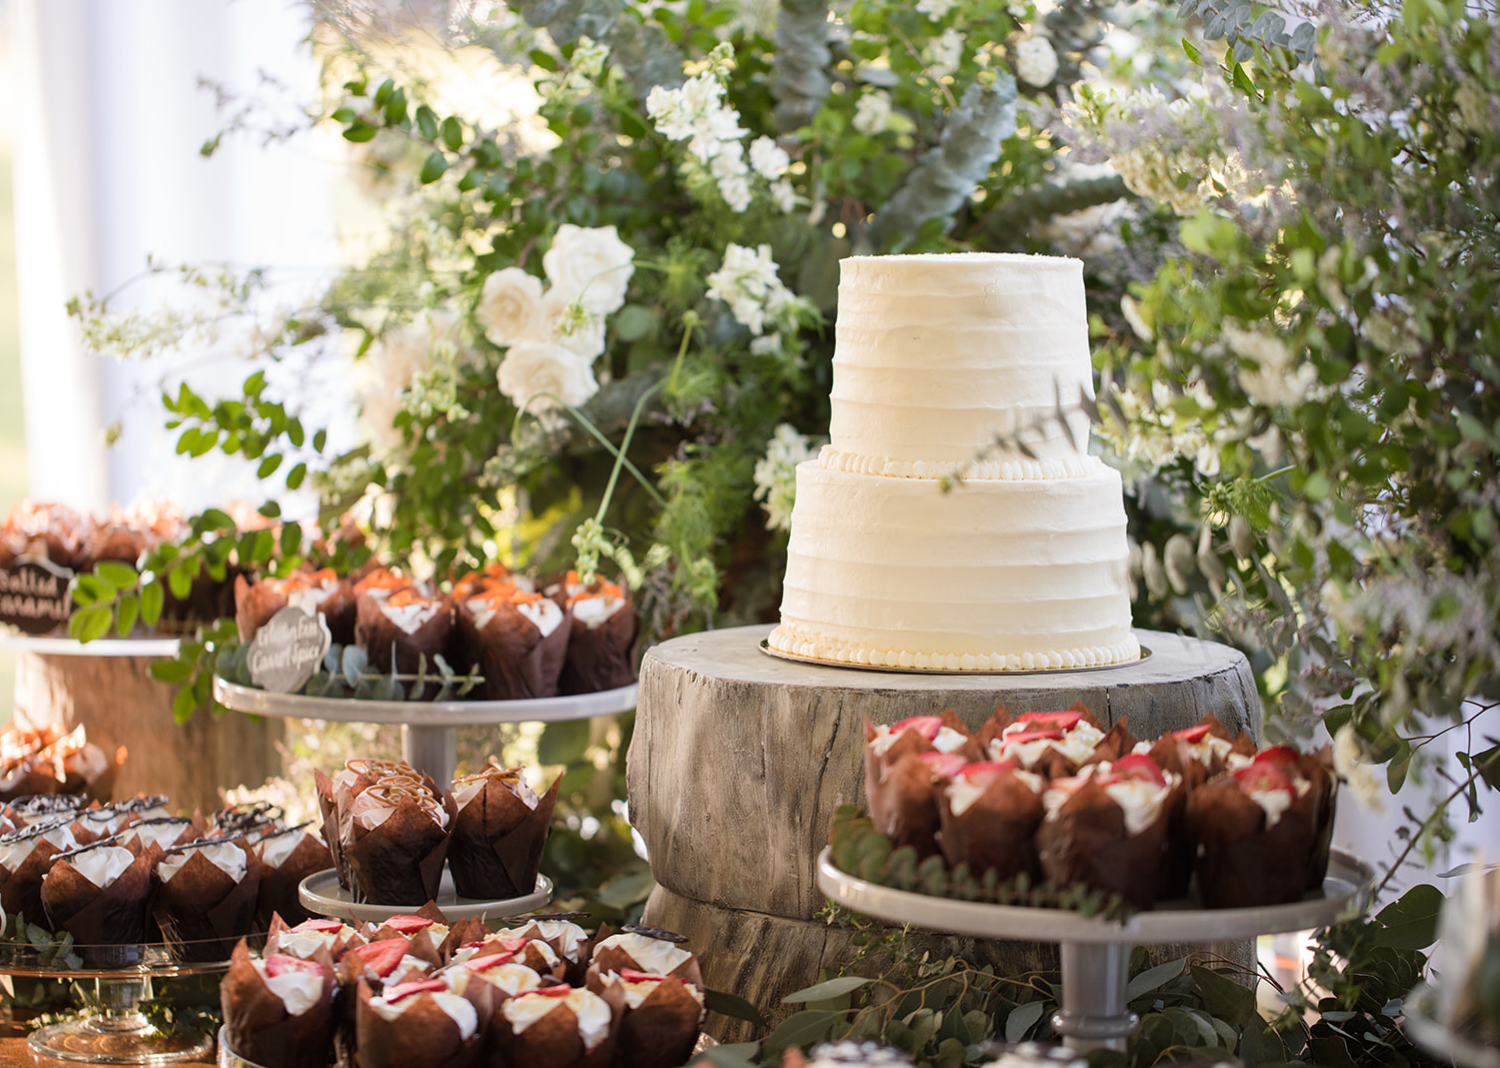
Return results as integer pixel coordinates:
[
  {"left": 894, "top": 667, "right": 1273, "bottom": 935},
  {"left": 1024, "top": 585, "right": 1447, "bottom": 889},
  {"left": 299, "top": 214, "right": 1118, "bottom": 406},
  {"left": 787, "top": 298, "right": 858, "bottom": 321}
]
[
  {"left": 818, "top": 446, "right": 1103, "bottom": 482},
  {"left": 767, "top": 623, "right": 1140, "bottom": 673}
]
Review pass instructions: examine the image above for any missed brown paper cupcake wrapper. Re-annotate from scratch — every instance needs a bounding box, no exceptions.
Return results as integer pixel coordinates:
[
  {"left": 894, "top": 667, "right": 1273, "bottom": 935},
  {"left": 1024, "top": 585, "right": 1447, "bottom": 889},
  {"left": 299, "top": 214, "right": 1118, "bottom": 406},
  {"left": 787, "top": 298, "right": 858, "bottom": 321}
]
[
  {"left": 315, "top": 769, "right": 348, "bottom": 890},
  {"left": 447, "top": 777, "right": 559, "bottom": 900},
  {"left": 490, "top": 993, "right": 620, "bottom": 1068},
  {"left": 936, "top": 775, "right": 1044, "bottom": 881},
  {"left": 0, "top": 839, "right": 67, "bottom": 923},
  {"left": 455, "top": 600, "right": 569, "bottom": 701},
  {"left": 40, "top": 848, "right": 155, "bottom": 966},
  {"left": 611, "top": 979, "right": 704, "bottom": 1068},
  {"left": 1187, "top": 776, "right": 1317, "bottom": 908},
  {"left": 344, "top": 799, "right": 453, "bottom": 907},
  {"left": 153, "top": 841, "right": 263, "bottom": 962},
  {"left": 1035, "top": 778, "right": 1169, "bottom": 910},
  {"left": 864, "top": 749, "right": 943, "bottom": 858},
  {"left": 1086, "top": 720, "right": 1140, "bottom": 766},
  {"left": 235, "top": 574, "right": 289, "bottom": 644},
  {"left": 258, "top": 833, "right": 336, "bottom": 928},
  {"left": 354, "top": 981, "right": 482, "bottom": 1068},
  {"left": 354, "top": 594, "right": 454, "bottom": 694},
  {"left": 221, "top": 938, "right": 336, "bottom": 1068},
  {"left": 558, "top": 602, "right": 639, "bottom": 695}
]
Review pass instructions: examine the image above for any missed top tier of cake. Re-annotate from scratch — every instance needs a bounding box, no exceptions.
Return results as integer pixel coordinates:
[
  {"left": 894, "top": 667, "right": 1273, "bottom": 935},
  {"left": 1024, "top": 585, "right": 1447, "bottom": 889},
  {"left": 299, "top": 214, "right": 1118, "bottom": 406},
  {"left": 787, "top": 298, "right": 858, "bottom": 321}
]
[{"left": 824, "top": 252, "right": 1097, "bottom": 480}]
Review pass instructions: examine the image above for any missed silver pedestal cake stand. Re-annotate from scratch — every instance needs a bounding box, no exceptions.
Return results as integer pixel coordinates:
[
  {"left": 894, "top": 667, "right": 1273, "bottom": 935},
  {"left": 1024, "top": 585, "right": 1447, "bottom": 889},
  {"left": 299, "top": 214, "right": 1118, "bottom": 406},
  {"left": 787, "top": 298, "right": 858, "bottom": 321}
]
[{"left": 817, "top": 847, "right": 1375, "bottom": 1053}]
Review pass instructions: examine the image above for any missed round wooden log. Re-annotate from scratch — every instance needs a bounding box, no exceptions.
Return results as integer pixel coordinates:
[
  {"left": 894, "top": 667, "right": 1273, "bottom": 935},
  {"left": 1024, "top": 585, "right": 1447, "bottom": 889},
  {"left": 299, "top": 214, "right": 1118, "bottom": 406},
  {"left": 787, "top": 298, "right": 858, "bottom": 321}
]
[
  {"left": 628, "top": 625, "right": 1260, "bottom": 921},
  {"left": 12, "top": 651, "right": 286, "bottom": 814}
]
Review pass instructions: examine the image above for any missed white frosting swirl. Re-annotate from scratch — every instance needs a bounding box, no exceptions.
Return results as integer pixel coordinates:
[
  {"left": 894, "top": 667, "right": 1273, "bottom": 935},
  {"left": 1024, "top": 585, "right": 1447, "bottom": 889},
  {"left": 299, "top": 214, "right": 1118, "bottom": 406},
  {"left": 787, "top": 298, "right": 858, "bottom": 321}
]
[
  {"left": 516, "top": 598, "right": 564, "bottom": 638},
  {"left": 370, "top": 990, "right": 478, "bottom": 1039},
  {"left": 68, "top": 845, "right": 136, "bottom": 889},
  {"left": 382, "top": 600, "right": 441, "bottom": 635},
  {"left": 571, "top": 595, "right": 625, "bottom": 630},
  {"left": 258, "top": 828, "right": 312, "bottom": 869},
  {"left": 502, "top": 989, "right": 612, "bottom": 1049},
  {"left": 595, "top": 933, "right": 691, "bottom": 976},
  {"left": 256, "top": 963, "right": 324, "bottom": 1017},
  {"left": 0, "top": 824, "right": 76, "bottom": 873},
  {"left": 158, "top": 841, "right": 246, "bottom": 883}
]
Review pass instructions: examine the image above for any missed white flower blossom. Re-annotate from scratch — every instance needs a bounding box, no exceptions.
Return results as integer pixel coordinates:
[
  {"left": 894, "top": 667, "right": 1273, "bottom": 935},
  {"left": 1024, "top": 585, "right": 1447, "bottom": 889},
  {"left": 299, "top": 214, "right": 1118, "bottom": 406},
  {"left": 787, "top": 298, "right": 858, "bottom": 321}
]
[
  {"left": 475, "top": 267, "right": 545, "bottom": 347},
  {"left": 1332, "top": 723, "right": 1386, "bottom": 814},
  {"left": 926, "top": 28, "right": 965, "bottom": 79},
  {"left": 916, "top": 0, "right": 958, "bottom": 19},
  {"left": 749, "top": 136, "right": 790, "bottom": 179},
  {"left": 705, "top": 243, "right": 811, "bottom": 338},
  {"left": 357, "top": 309, "right": 467, "bottom": 452},
  {"left": 1014, "top": 35, "right": 1059, "bottom": 87},
  {"left": 719, "top": 173, "right": 752, "bottom": 212},
  {"left": 498, "top": 339, "right": 599, "bottom": 413},
  {"left": 1224, "top": 323, "right": 1319, "bottom": 406},
  {"left": 770, "top": 178, "right": 799, "bottom": 214},
  {"left": 1120, "top": 295, "right": 1153, "bottom": 342},
  {"left": 852, "top": 90, "right": 894, "bottom": 135},
  {"left": 750, "top": 333, "right": 783, "bottom": 355},
  {"left": 541, "top": 288, "right": 607, "bottom": 360},
  {"left": 646, "top": 71, "right": 747, "bottom": 162},
  {"left": 542, "top": 224, "right": 635, "bottom": 314},
  {"left": 753, "top": 423, "right": 818, "bottom": 531}
]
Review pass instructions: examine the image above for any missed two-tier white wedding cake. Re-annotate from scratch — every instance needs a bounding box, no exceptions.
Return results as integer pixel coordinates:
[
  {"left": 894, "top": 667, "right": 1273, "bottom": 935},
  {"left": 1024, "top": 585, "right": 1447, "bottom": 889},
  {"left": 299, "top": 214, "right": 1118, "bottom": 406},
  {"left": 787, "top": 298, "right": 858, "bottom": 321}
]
[{"left": 767, "top": 252, "right": 1139, "bottom": 672}]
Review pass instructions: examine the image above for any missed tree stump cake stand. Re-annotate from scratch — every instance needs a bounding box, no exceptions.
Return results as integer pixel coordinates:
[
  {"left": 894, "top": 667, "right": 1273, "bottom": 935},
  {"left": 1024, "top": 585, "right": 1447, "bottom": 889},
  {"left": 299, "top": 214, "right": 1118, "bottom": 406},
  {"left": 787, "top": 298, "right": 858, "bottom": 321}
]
[
  {"left": 5, "top": 635, "right": 285, "bottom": 815},
  {"left": 627, "top": 624, "right": 1263, "bottom": 1040}
]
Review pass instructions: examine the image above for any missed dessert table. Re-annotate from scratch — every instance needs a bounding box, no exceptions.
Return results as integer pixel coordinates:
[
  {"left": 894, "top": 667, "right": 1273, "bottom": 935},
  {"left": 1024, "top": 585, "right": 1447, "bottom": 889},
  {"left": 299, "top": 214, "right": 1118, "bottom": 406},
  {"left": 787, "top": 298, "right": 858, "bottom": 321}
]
[{"left": 628, "top": 623, "right": 1263, "bottom": 1040}]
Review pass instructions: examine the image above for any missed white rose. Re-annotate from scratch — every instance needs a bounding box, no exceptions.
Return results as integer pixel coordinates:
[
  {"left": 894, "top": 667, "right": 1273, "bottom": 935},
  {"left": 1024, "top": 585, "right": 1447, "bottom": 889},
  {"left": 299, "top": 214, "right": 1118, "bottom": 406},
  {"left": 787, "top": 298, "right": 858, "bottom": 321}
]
[
  {"left": 542, "top": 288, "right": 607, "bottom": 360},
  {"left": 749, "top": 136, "right": 790, "bottom": 179},
  {"left": 1015, "top": 35, "right": 1059, "bottom": 88},
  {"left": 542, "top": 224, "right": 636, "bottom": 315},
  {"left": 476, "top": 267, "right": 545, "bottom": 347},
  {"left": 499, "top": 340, "right": 599, "bottom": 412}
]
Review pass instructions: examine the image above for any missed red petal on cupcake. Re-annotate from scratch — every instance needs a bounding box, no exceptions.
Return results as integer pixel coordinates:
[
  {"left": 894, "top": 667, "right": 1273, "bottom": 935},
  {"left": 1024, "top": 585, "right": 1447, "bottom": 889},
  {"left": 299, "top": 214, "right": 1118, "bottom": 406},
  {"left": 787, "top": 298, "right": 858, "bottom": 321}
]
[
  {"left": 385, "top": 979, "right": 447, "bottom": 1003},
  {"left": 527, "top": 984, "right": 573, "bottom": 997},
  {"left": 1018, "top": 710, "right": 1083, "bottom": 731},
  {"left": 1174, "top": 724, "right": 1211, "bottom": 743},
  {"left": 352, "top": 938, "right": 410, "bottom": 977},
  {"left": 890, "top": 716, "right": 943, "bottom": 741},
  {"left": 917, "top": 752, "right": 968, "bottom": 778},
  {"left": 960, "top": 760, "right": 1018, "bottom": 779},
  {"left": 291, "top": 918, "right": 344, "bottom": 933},
  {"left": 1253, "top": 746, "right": 1301, "bottom": 770},
  {"left": 620, "top": 968, "right": 669, "bottom": 982},
  {"left": 1099, "top": 754, "right": 1167, "bottom": 787},
  {"left": 265, "top": 953, "right": 324, "bottom": 979},
  {"left": 462, "top": 952, "right": 516, "bottom": 971},
  {"left": 384, "top": 915, "right": 434, "bottom": 934},
  {"left": 1003, "top": 729, "right": 1065, "bottom": 745},
  {"left": 1233, "top": 762, "right": 1294, "bottom": 796}
]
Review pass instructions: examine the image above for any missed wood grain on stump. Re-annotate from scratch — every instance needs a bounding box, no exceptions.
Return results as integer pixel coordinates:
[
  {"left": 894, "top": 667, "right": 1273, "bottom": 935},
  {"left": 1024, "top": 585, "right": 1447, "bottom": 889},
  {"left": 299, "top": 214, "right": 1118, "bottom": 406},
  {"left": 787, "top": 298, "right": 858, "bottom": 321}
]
[
  {"left": 13, "top": 651, "right": 285, "bottom": 814},
  {"left": 628, "top": 625, "right": 1261, "bottom": 1033}
]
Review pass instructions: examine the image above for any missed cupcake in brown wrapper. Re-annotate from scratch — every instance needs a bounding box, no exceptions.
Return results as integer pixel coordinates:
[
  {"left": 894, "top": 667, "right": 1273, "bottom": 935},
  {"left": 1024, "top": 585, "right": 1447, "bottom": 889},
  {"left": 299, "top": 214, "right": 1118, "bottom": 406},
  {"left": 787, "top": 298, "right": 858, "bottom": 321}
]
[
  {"left": 1086, "top": 719, "right": 1140, "bottom": 766},
  {"left": 496, "top": 915, "right": 595, "bottom": 982},
  {"left": 588, "top": 967, "right": 704, "bottom": 1068},
  {"left": 119, "top": 816, "right": 200, "bottom": 854},
  {"left": 221, "top": 939, "right": 336, "bottom": 1068},
  {"left": 558, "top": 577, "right": 639, "bottom": 695},
  {"left": 454, "top": 586, "right": 570, "bottom": 700},
  {"left": 339, "top": 935, "right": 440, "bottom": 990},
  {"left": 864, "top": 713, "right": 981, "bottom": 857},
  {"left": 447, "top": 762, "right": 558, "bottom": 899},
  {"left": 152, "top": 836, "right": 262, "bottom": 962},
  {"left": 935, "top": 760, "right": 1046, "bottom": 882},
  {"left": 491, "top": 985, "right": 622, "bottom": 1068},
  {"left": 1035, "top": 755, "right": 1181, "bottom": 910},
  {"left": 255, "top": 822, "right": 335, "bottom": 927},
  {"left": 1144, "top": 715, "right": 1241, "bottom": 790},
  {"left": 355, "top": 587, "right": 453, "bottom": 694},
  {"left": 267, "top": 915, "right": 365, "bottom": 962},
  {"left": 342, "top": 781, "right": 454, "bottom": 906},
  {"left": 590, "top": 930, "right": 703, "bottom": 989},
  {"left": 40, "top": 837, "right": 155, "bottom": 966},
  {"left": 314, "top": 768, "right": 348, "bottom": 889},
  {"left": 0, "top": 755, "right": 63, "bottom": 803},
  {"left": 355, "top": 977, "right": 484, "bottom": 1068},
  {"left": 1189, "top": 747, "right": 1326, "bottom": 907},
  {"left": 0, "top": 816, "right": 80, "bottom": 922}
]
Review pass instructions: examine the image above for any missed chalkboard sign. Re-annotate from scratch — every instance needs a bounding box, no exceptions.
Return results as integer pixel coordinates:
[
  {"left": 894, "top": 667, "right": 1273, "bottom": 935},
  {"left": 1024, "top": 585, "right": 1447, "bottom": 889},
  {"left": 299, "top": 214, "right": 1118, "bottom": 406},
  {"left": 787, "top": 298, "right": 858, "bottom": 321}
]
[
  {"left": 0, "top": 560, "right": 75, "bottom": 636},
  {"left": 247, "top": 606, "right": 332, "bottom": 694}
]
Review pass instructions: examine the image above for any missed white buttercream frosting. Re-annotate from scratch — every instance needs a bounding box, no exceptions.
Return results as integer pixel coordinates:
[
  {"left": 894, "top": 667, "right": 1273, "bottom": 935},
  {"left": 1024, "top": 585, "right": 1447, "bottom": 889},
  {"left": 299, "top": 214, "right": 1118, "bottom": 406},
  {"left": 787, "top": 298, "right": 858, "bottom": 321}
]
[
  {"left": 370, "top": 990, "right": 478, "bottom": 1039},
  {"left": 126, "top": 820, "right": 193, "bottom": 851},
  {"left": 613, "top": 973, "right": 707, "bottom": 1011},
  {"left": 0, "top": 824, "right": 76, "bottom": 872},
  {"left": 70, "top": 845, "right": 136, "bottom": 889},
  {"left": 256, "top": 963, "right": 324, "bottom": 1017},
  {"left": 770, "top": 254, "right": 1137, "bottom": 674},
  {"left": 990, "top": 720, "right": 1105, "bottom": 768},
  {"left": 502, "top": 989, "right": 612, "bottom": 1049},
  {"left": 274, "top": 930, "right": 345, "bottom": 958},
  {"left": 945, "top": 769, "right": 1045, "bottom": 817},
  {"left": 1041, "top": 765, "right": 1177, "bottom": 835},
  {"left": 516, "top": 598, "right": 564, "bottom": 638},
  {"left": 462, "top": 959, "right": 542, "bottom": 995},
  {"left": 258, "top": 828, "right": 313, "bottom": 868},
  {"left": 382, "top": 600, "right": 441, "bottom": 635},
  {"left": 500, "top": 920, "right": 588, "bottom": 961},
  {"left": 596, "top": 932, "right": 692, "bottom": 975},
  {"left": 453, "top": 773, "right": 539, "bottom": 812},
  {"left": 571, "top": 595, "right": 625, "bottom": 629},
  {"left": 158, "top": 841, "right": 246, "bottom": 883}
]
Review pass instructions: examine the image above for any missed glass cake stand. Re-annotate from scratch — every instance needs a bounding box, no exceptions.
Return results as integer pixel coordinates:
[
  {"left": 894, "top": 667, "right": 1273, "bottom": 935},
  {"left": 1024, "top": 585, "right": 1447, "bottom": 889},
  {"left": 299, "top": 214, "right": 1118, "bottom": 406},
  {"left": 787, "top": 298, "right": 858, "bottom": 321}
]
[
  {"left": 213, "top": 676, "right": 638, "bottom": 785},
  {"left": 0, "top": 938, "right": 246, "bottom": 1064},
  {"left": 816, "top": 847, "right": 1375, "bottom": 1053}
]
